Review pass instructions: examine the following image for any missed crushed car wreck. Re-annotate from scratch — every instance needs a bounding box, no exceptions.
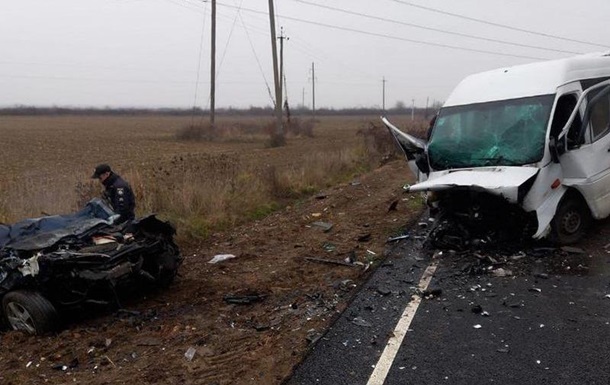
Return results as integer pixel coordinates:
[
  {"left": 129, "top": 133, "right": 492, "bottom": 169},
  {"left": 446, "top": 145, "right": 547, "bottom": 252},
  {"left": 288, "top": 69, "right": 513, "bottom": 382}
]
[
  {"left": 384, "top": 52, "right": 610, "bottom": 247},
  {"left": 0, "top": 198, "right": 182, "bottom": 335}
]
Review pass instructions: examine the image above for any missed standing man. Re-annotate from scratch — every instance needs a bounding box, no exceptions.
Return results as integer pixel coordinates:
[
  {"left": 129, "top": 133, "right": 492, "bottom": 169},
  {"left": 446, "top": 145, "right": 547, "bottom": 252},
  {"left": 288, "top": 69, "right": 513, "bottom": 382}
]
[{"left": 91, "top": 164, "right": 136, "bottom": 224}]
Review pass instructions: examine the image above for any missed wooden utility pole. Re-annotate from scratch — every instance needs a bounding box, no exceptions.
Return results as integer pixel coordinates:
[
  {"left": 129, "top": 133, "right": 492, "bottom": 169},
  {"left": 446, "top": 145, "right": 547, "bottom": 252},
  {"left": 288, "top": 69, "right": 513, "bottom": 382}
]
[
  {"left": 311, "top": 62, "right": 316, "bottom": 120},
  {"left": 210, "top": 0, "right": 216, "bottom": 128},
  {"left": 268, "top": 0, "right": 284, "bottom": 145}
]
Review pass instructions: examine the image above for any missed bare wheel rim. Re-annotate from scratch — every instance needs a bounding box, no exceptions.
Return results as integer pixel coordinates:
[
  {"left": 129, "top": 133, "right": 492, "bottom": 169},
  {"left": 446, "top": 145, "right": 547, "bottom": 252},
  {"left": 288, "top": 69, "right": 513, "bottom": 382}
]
[
  {"left": 6, "top": 302, "right": 36, "bottom": 334},
  {"left": 561, "top": 209, "right": 581, "bottom": 235}
]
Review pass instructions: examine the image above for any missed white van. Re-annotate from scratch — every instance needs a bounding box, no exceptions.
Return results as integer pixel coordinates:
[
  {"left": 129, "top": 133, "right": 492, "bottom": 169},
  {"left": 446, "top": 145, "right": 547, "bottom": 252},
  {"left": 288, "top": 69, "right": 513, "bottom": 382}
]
[{"left": 383, "top": 52, "right": 610, "bottom": 245}]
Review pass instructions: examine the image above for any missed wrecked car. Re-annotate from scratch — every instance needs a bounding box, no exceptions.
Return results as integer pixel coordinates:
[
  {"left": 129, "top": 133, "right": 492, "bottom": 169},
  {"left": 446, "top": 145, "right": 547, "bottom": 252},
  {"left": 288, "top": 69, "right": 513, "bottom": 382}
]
[
  {"left": 384, "top": 52, "right": 610, "bottom": 246},
  {"left": 0, "top": 198, "right": 182, "bottom": 334}
]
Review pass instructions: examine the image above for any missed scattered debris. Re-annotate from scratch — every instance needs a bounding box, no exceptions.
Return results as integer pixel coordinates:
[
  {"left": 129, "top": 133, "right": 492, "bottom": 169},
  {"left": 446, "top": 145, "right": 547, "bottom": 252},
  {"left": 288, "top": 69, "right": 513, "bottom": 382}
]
[
  {"left": 534, "top": 273, "right": 549, "bottom": 279},
  {"left": 208, "top": 254, "right": 237, "bottom": 264},
  {"left": 492, "top": 268, "right": 512, "bottom": 277},
  {"left": 322, "top": 242, "right": 336, "bottom": 252},
  {"left": 352, "top": 316, "right": 372, "bottom": 327},
  {"left": 387, "top": 234, "right": 410, "bottom": 243},
  {"left": 311, "top": 221, "right": 334, "bottom": 232},
  {"left": 305, "top": 257, "right": 357, "bottom": 267},
  {"left": 315, "top": 193, "right": 328, "bottom": 200},
  {"left": 387, "top": 199, "right": 399, "bottom": 212},
  {"left": 560, "top": 246, "right": 586, "bottom": 254},
  {"left": 473, "top": 324, "right": 482, "bottom": 329},
  {"left": 223, "top": 293, "right": 268, "bottom": 305},
  {"left": 184, "top": 347, "right": 197, "bottom": 362},
  {"left": 377, "top": 286, "right": 392, "bottom": 296},
  {"left": 357, "top": 233, "right": 372, "bottom": 242},
  {"left": 422, "top": 287, "right": 442, "bottom": 298},
  {"left": 529, "top": 287, "right": 542, "bottom": 293}
]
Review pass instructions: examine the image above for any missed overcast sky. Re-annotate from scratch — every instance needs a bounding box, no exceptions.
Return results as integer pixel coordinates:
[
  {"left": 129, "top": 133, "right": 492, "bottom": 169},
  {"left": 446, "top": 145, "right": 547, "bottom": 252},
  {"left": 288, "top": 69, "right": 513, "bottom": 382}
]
[{"left": 1, "top": 0, "right": 609, "bottom": 109}]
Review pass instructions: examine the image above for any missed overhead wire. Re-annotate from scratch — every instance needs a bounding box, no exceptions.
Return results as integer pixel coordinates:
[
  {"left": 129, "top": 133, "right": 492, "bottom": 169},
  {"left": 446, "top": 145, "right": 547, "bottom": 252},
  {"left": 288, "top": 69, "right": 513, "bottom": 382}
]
[
  {"left": 294, "top": 0, "right": 581, "bottom": 55},
  {"left": 215, "top": 2, "right": 549, "bottom": 61},
  {"left": 391, "top": 0, "right": 610, "bottom": 49},
  {"left": 191, "top": 0, "right": 208, "bottom": 123},
  {"left": 237, "top": 10, "right": 276, "bottom": 104}
]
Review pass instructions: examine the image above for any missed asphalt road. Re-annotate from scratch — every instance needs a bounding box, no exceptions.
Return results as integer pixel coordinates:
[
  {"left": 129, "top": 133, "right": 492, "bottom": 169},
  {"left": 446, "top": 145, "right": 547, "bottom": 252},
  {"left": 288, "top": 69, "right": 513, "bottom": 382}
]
[{"left": 286, "top": 220, "right": 610, "bottom": 385}]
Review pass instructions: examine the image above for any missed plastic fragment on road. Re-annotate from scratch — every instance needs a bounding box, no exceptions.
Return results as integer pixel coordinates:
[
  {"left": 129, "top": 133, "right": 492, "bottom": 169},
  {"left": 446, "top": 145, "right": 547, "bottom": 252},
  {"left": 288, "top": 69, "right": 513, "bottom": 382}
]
[
  {"left": 311, "top": 221, "right": 333, "bottom": 232},
  {"left": 352, "top": 316, "right": 372, "bottom": 327},
  {"left": 492, "top": 268, "right": 512, "bottom": 277},
  {"left": 473, "top": 324, "right": 482, "bottom": 329},
  {"left": 184, "top": 347, "right": 197, "bottom": 362},
  {"left": 208, "top": 254, "right": 236, "bottom": 264},
  {"left": 386, "top": 234, "right": 409, "bottom": 243}
]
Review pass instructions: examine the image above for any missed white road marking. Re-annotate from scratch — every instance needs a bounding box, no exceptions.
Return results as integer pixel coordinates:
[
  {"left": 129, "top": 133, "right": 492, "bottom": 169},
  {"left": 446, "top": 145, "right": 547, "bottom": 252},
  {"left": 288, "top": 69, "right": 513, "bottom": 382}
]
[{"left": 367, "top": 261, "right": 438, "bottom": 385}]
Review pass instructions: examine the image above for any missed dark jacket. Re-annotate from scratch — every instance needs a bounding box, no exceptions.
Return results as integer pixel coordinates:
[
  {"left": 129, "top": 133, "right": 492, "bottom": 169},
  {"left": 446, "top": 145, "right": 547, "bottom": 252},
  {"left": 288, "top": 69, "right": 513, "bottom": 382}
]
[{"left": 102, "top": 172, "right": 136, "bottom": 224}]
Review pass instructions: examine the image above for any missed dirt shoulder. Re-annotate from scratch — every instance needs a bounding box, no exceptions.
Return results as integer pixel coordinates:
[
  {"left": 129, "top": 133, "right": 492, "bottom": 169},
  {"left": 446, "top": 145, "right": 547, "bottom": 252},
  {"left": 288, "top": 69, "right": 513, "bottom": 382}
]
[{"left": 0, "top": 160, "right": 419, "bottom": 385}]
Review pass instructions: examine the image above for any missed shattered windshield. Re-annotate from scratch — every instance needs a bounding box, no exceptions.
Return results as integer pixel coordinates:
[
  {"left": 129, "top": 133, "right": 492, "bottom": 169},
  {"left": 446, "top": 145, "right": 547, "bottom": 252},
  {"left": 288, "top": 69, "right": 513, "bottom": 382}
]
[{"left": 428, "top": 94, "right": 554, "bottom": 170}]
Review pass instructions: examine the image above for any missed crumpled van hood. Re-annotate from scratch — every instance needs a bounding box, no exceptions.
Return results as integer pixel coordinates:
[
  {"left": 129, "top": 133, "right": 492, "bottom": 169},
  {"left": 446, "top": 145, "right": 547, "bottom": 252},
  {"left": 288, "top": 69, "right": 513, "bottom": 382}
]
[{"left": 407, "top": 167, "right": 539, "bottom": 203}]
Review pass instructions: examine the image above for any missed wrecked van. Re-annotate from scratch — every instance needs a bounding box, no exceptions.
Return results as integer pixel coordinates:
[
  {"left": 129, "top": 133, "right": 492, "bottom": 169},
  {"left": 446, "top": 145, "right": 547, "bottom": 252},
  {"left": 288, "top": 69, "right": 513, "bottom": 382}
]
[
  {"left": 384, "top": 52, "right": 610, "bottom": 246},
  {"left": 0, "top": 198, "right": 182, "bottom": 334}
]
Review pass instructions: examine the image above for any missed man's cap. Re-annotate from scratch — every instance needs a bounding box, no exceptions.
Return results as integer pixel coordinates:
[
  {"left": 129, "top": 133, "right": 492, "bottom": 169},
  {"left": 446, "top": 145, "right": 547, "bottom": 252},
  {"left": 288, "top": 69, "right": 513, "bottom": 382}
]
[{"left": 91, "top": 164, "right": 112, "bottom": 179}]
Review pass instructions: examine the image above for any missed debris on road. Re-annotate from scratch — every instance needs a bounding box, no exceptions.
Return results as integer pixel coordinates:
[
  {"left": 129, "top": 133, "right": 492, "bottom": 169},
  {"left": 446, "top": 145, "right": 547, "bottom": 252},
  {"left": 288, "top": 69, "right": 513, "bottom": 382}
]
[
  {"left": 184, "top": 347, "right": 197, "bottom": 362},
  {"left": 223, "top": 293, "right": 268, "bottom": 305},
  {"left": 208, "top": 254, "right": 237, "bottom": 264},
  {"left": 387, "top": 234, "right": 410, "bottom": 243},
  {"left": 352, "top": 316, "right": 372, "bottom": 328},
  {"left": 305, "top": 257, "right": 358, "bottom": 267},
  {"left": 311, "top": 221, "right": 334, "bottom": 232}
]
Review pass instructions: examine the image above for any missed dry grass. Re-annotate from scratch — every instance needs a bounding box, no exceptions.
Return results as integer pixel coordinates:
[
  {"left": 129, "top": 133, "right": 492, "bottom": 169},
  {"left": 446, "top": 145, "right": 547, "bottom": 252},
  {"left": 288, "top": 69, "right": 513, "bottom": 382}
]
[{"left": 0, "top": 114, "right": 420, "bottom": 243}]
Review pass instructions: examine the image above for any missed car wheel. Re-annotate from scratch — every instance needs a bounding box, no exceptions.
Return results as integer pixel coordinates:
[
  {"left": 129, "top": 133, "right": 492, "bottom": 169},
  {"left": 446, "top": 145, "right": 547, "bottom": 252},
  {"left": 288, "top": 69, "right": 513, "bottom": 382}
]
[
  {"left": 2, "top": 291, "right": 60, "bottom": 335},
  {"left": 551, "top": 196, "right": 591, "bottom": 245}
]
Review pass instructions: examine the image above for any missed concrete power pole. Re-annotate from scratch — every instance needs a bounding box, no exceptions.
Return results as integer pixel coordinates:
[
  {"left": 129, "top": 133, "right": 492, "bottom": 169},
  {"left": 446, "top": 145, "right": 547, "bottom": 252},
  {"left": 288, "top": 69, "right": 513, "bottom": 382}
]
[
  {"left": 382, "top": 77, "right": 387, "bottom": 113},
  {"left": 210, "top": 0, "right": 216, "bottom": 129},
  {"left": 268, "top": 0, "right": 284, "bottom": 145},
  {"left": 411, "top": 99, "right": 415, "bottom": 121},
  {"left": 311, "top": 62, "right": 316, "bottom": 120},
  {"left": 278, "top": 27, "right": 289, "bottom": 101}
]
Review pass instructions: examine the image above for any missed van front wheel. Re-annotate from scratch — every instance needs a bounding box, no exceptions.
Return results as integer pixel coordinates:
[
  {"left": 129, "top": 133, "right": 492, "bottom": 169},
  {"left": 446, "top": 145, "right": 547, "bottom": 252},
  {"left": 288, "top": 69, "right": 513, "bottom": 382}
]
[{"left": 551, "top": 197, "right": 591, "bottom": 245}]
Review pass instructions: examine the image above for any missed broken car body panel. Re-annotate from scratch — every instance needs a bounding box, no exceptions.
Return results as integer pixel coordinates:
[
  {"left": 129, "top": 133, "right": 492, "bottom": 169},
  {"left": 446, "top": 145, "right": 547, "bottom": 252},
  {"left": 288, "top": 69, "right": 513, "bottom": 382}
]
[
  {"left": 384, "top": 52, "right": 610, "bottom": 243},
  {"left": 0, "top": 199, "right": 182, "bottom": 325}
]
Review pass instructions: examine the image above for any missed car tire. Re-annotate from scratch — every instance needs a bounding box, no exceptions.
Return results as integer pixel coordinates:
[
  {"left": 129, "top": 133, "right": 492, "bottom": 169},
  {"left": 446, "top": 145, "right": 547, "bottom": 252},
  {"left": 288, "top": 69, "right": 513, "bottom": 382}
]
[
  {"left": 2, "top": 291, "right": 60, "bottom": 335},
  {"left": 551, "top": 196, "right": 591, "bottom": 245}
]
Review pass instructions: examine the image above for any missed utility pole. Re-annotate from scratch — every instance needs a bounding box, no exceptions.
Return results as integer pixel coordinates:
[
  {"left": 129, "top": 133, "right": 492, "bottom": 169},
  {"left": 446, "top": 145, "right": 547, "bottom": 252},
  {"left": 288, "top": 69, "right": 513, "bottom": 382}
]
[
  {"left": 302, "top": 87, "right": 305, "bottom": 108},
  {"left": 268, "top": 0, "right": 284, "bottom": 145},
  {"left": 411, "top": 99, "right": 415, "bottom": 121},
  {"left": 210, "top": 0, "right": 216, "bottom": 129},
  {"left": 278, "top": 27, "right": 289, "bottom": 102},
  {"left": 311, "top": 62, "right": 316, "bottom": 120},
  {"left": 382, "top": 77, "right": 387, "bottom": 113},
  {"left": 425, "top": 96, "right": 429, "bottom": 118}
]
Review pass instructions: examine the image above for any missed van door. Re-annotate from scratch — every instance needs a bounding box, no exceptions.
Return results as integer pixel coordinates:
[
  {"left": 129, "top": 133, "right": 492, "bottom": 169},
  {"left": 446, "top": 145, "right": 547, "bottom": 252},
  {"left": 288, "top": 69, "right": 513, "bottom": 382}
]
[{"left": 558, "top": 83, "right": 610, "bottom": 218}]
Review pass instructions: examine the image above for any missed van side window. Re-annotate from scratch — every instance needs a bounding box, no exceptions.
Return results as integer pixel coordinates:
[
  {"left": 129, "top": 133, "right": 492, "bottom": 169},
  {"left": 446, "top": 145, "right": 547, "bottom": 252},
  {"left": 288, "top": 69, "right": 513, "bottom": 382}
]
[
  {"left": 590, "top": 92, "right": 610, "bottom": 141},
  {"left": 550, "top": 94, "right": 581, "bottom": 148}
]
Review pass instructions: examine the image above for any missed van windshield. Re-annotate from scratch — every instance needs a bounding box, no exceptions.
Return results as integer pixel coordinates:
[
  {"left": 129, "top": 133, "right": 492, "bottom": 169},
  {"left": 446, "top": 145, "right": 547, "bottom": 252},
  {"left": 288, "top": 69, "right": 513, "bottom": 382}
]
[{"left": 428, "top": 94, "right": 554, "bottom": 170}]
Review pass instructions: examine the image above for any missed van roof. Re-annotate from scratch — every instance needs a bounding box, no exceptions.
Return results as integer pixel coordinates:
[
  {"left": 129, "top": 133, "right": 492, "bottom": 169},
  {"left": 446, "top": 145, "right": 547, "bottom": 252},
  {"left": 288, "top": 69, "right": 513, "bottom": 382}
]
[{"left": 444, "top": 52, "right": 610, "bottom": 107}]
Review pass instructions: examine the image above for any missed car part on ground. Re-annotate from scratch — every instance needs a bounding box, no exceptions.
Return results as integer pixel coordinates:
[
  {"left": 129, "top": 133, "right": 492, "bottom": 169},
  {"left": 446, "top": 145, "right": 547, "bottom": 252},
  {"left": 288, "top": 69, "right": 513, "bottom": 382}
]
[{"left": 0, "top": 199, "right": 182, "bottom": 335}]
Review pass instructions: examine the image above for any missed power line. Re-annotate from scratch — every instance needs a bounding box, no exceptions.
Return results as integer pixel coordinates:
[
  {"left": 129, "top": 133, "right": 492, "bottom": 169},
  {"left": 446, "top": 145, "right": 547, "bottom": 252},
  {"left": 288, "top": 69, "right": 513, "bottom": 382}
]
[
  {"left": 391, "top": 0, "right": 610, "bottom": 49},
  {"left": 191, "top": 0, "right": 208, "bottom": 123},
  {"left": 215, "top": 2, "right": 549, "bottom": 61},
  {"left": 294, "top": 0, "right": 581, "bottom": 55}
]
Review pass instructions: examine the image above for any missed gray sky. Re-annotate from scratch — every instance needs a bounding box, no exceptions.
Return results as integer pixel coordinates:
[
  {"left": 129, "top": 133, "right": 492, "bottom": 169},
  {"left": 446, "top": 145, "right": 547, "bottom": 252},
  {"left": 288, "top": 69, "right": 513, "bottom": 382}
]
[{"left": 1, "top": 0, "right": 609, "bottom": 109}]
